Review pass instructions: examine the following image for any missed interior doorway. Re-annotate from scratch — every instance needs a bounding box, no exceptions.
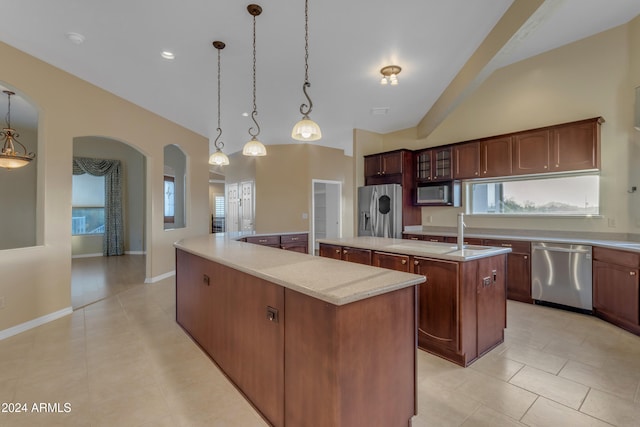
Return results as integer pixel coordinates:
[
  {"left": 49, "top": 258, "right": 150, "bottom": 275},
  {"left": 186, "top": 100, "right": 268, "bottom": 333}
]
[
  {"left": 312, "top": 180, "right": 342, "bottom": 255},
  {"left": 226, "top": 180, "right": 255, "bottom": 233}
]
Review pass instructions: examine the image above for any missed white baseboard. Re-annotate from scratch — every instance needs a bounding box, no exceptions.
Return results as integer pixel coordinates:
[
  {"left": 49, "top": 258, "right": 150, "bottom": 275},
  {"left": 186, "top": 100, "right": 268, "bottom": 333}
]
[
  {"left": 72, "top": 251, "right": 146, "bottom": 259},
  {"left": 125, "top": 250, "right": 146, "bottom": 255},
  {"left": 0, "top": 307, "right": 73, "bottom": 341},
  {"left": 72, "top": 252, "right": 102, "bottom": 259},
  {"left": 145, "top": 270, "right": 175, "bottom": 283}
]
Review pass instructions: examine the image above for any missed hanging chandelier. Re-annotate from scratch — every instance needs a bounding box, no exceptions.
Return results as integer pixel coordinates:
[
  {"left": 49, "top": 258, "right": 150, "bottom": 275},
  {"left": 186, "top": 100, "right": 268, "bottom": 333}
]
[
  {"left": 209, "top": 41, "right": 230, "bottom": 166},
  {"left": 243, "top": 4, "right": 267, "bottom": 157},
  {"left": 0, "top": 90, "right": 35, "bottom": 170},
  {"left": 291, "top": 0, "right": 321, "bottom": 142}
]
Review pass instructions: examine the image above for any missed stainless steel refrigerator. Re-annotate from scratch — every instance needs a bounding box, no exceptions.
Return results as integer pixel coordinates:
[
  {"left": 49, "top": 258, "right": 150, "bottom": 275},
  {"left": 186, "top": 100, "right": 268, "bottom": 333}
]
[{"left": 357, "top": 184, "right": 403, "bottom": 238}]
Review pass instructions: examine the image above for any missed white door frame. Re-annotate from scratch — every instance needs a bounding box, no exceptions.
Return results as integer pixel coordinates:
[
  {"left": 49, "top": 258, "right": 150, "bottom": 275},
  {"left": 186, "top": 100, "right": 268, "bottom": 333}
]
[{"left": 311, "top": 179, "right": 342, "bottom": 255}]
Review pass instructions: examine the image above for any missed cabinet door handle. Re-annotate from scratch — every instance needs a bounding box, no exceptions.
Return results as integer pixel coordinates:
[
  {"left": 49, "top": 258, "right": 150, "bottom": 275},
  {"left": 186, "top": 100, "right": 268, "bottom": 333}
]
[
  {"left": 414, "top": 260, "right": 420, "bottom": 266},
  {"left": 410, "top": 237, "right": 419, "bottom": 240},
  {"left": 631, "top": 271, "right": 636, "bottom": 276},
  {"left": 343, "top": 249, "right": 348, "bottom": 254},
  {"left": 429, "top": 239, "right": 439, "bottom": 242},
  {"left": 259, "top": 239, "right": 267, "bottom": 243},
  {"left": 291, "top": 237, "right": 298, "bottom": 241},
  {"left": 501, "top": 243, "right": 512, "bottom": 247},
  {"left": 524, "top": 255, "right": 528, "bottom": 260},
  {"left": 401, "top": 259, "right": 407, "bottom": 265},
  {"left": 335, "top": 249, "right": 340, "bottom": 254}
]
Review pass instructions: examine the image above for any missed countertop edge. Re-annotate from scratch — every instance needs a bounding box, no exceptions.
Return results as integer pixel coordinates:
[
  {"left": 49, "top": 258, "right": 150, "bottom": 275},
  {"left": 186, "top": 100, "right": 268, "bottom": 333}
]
[{"left": 174, "top": 235, "right": 425, "bottom": 306}]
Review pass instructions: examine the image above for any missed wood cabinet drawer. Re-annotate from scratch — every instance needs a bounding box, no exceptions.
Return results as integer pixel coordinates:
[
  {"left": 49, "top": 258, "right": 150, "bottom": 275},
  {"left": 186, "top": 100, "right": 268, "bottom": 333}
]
[
  {"left": 246, "top": 235, "right": 280, "bottom": 246},
  {"left": 593, "top": 246, "right": 640, "bottom": 268},
  {"left": 280, "top": 233, "right": 308, "bottom": 244}
]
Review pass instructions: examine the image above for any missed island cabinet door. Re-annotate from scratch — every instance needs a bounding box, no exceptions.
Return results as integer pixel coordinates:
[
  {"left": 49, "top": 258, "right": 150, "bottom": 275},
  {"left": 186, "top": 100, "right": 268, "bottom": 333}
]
[
  {"left": 284, "top": 286, "right": 416, "bottom": 427},
  {"left": 412, "top": 257, "right": 459, "bottom": 354},
  {"left": 175, "top": 250, "right": 214, "bottom": 347},
  {"left": 476, "top": 255, "right": 507, "bottom": 356},
  {"left": 372, "top": 251, "right": 410, "bottom": 272},
  {"left": 341, "top": 246, "right": 372, "bottom": 265},
  {"left": 319, "top": 243, "right": 342, "bottom": 260}
]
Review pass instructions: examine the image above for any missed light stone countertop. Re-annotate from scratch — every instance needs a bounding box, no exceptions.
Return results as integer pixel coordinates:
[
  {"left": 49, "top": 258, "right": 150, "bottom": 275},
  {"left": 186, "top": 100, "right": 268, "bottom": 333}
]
[
  {"left": 174, "top": 233, "right": 425, "bottom": 306},
  {"left": 317, "top": 236, "right": 512, "bottom": 261},
  {"left": 403, "top": 226, "right": 640, "bottom": 252}
]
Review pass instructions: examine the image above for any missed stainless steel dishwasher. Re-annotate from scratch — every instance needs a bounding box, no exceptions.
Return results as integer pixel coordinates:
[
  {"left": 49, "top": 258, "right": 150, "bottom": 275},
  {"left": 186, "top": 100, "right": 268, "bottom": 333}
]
[{"left": 531, "top": 242, "right": 593, "bottom": 313}]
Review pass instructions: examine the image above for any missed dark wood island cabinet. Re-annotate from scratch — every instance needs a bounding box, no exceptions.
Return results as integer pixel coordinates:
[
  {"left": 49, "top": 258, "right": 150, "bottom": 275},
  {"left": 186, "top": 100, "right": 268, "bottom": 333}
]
[
  {"left": 175, "top": 235, "right": 424, "bottom": 427},
  {"left": 319, "top": 238, "right": 509, "bottom": 367}
]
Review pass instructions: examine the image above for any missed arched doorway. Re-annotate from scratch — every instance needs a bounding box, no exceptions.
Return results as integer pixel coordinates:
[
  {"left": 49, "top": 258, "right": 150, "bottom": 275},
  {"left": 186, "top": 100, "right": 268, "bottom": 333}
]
[{"left": 71, "top": 136, "right": 147, "bottom": 308}]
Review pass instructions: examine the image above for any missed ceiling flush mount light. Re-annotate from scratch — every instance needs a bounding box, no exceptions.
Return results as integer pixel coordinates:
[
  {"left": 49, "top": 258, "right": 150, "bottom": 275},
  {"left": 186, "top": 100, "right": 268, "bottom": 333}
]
[
  {"left": 243, "top": 4, "right": 267, "bottom": 157},
  {"left": 0, "top": 90, "right": 35, "bottom": 170},
  {"left": 209, "top": 41, "right": 230, "bottom": 166},
  {"left": 65, "top": 32, "right": 85, "bottom": 45},
  {"left": 161, "top": 51, "right": 175, "bottom": 60},
  {"left": 291, "top": 0, "right": 321, "bottom": 142},
  {"left": 380, "top": 65, "right": 401, "bottom": 86}
]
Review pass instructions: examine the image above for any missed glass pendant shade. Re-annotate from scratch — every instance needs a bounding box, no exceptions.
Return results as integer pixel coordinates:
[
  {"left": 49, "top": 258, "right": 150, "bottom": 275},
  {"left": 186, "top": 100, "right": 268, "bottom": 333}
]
[
  {"left": 208, "top": 148, "right": 229, "bottom": 166},
  {"left": 291, "top": 117, "right": 322, "bottom": 141},
  {"left": 243, "top": 137, "right": 267, "bottom": 156}
]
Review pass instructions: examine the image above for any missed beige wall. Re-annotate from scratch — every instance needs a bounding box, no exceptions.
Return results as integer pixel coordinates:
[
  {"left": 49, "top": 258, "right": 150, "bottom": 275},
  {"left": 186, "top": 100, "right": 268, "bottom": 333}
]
[
  {"left": 379, "top": 21, "right": 639, "bottom": 235},
  {"left": 227, "top": 144, "right": 354, "bottom": 237},
  {"left": 0, "top": 41, "right": 209, "bottom": 333}
]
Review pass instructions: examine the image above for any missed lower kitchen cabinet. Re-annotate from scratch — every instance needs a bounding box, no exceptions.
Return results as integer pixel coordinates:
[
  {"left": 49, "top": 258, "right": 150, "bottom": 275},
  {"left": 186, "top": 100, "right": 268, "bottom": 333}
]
[
  {"left": 483, "top": 239, "right": 532, "bottom": 304},
  {"left": 412, "top": 254, "right": 507, "bottom": 366},
  {"left": 319, "top": 243, "right": 372, "bottom": 265},
  {"left": 176, "top": 250, "right": 285, "bottom": 426},
  {"left": 280, "top": 233, "right": 308, "bottom": 253},
  {"left": 245, "top": 233, "right": 309, "bottom": 254},
  {"left": 412, "top": 257, "right": 459, "bottom": 355},
  {"left": 319, "top": 242, "right": 507, "bottom": 366},
  {"left": 373, "top": 251, "right": 411, "bottom": 272},
  {"left": 593, "top": 247, "right": 640, "bottom": 335}
]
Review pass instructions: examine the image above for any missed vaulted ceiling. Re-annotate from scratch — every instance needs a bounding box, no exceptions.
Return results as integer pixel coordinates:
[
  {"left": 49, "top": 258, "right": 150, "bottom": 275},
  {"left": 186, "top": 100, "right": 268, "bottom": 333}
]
[{"left": 1, "top": 0, "right": 639, "bottom": 158}]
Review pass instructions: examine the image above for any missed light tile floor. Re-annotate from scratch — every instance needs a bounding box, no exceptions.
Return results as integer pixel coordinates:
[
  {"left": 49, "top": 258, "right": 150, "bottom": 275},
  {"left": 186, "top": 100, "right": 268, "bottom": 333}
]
[{"left": 1, "top": 257, "right": 639, "bottom": 426}]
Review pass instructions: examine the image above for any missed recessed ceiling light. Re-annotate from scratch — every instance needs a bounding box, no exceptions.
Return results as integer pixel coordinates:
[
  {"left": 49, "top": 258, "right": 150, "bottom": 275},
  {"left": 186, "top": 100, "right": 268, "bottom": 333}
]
[
  {"left": 161, "top": 51, "right": 175, "bottom": 60},
  {"left": 66, "top": 32, "right": 85, "bottom": 45}
]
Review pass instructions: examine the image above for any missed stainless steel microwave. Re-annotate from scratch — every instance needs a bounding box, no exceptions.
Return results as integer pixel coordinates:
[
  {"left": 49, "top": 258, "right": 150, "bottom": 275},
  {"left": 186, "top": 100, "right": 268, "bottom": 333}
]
[{"left": 415, "top": 182, "right": 461, "bottom": 206}]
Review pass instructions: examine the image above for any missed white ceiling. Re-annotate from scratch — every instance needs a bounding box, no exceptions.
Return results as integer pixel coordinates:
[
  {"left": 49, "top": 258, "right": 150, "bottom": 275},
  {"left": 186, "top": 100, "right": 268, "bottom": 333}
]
[{"left": 1, "top": 0, "right": 639, "bottom": 158}]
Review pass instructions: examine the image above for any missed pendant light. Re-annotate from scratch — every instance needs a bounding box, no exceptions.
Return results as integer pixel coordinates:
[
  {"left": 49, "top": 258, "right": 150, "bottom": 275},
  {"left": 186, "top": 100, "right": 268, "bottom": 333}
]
[
  {"left": 291, "top": 0, "right": 321, "bottom": 141},
  {"left": 209, "top": 41, "right": 230, "bottom": 166},
  {"left": 0, "top": 90, "right": 35, "bottom": 170},
  {"left": 243, "top": 4, "right": 267, "bottom": 157}
]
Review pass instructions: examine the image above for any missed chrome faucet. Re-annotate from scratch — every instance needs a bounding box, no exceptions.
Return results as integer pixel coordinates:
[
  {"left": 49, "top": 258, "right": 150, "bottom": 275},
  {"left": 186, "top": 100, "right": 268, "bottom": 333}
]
[{"left": 457, "top": 213, "right": 466, "bottom": 250}]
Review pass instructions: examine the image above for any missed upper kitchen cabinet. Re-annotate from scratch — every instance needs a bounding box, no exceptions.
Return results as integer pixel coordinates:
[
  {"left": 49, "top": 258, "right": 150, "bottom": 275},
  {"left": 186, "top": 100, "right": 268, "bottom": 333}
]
[
  {"left": 512, "top": 129, "right": 551, "bottom": 175},
  {"left": 512, "top": 117, "right": 603, "bottom": 176},
  {"left": 550, "top": 117, "right": 603, "bottom": 172},
  {"left": 452, "top": 142, "right": 480, "bottom": 179},
  {"left": 364, "top": 150, "right": 405, "bottom": 184},
  {"left": 480, "top": 136, "right": 513, "bottom": 177},
  {"left": 415, "top": 147, "right": 452, "bottom": 183}
]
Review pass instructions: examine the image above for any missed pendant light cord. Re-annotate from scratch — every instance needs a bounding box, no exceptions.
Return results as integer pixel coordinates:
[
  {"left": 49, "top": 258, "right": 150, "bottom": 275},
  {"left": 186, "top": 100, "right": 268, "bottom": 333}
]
[
  {"left": 299, "top": 0, "right": 313, "bottom": 117},
  {"left": 249, "top": 13, "right": 261, "bottom": 138},
  {"left": 214, "top": 46, "right": 224, "bottom": 150}
]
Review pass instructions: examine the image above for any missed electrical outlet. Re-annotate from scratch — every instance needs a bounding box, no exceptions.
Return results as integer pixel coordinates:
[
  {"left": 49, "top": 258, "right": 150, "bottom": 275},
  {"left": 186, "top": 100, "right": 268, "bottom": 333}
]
[
  {"left": 608, "top": 218, "right": 616, "bottom": 228},
  {"left": 0, "top": 296, "right": 5, "bottom": 309},
  {"left": 427, "top": 216, "right": 433, "bottom": 223}
]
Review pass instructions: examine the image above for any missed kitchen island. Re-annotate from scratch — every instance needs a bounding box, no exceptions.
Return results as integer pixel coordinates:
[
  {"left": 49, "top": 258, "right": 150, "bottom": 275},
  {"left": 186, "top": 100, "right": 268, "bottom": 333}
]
[
  {"left": 174, "top": 234, "right": 425, "bottom": 427},
  {"left": 317, "top": 236, "right": 512, "bottom": 367}
]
